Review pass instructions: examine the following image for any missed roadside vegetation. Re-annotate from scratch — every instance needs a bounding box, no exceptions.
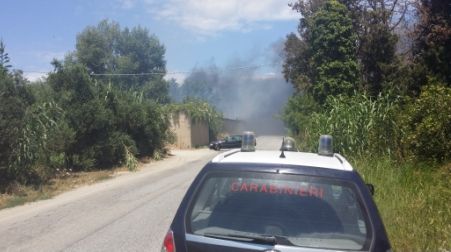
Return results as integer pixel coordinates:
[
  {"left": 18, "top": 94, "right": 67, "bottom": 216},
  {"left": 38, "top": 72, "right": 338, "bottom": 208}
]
[
  {"left": 282, "top": 0, "right": 450, "bottom": 250},
  {"left": 0, "top": 21, "right": 221, "bottom": 207}
]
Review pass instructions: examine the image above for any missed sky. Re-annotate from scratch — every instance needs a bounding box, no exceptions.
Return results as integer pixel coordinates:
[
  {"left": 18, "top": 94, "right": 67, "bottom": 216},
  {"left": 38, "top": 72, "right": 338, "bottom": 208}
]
[{"left": 0, "top": 0, "right": 300, "bottom": 82}]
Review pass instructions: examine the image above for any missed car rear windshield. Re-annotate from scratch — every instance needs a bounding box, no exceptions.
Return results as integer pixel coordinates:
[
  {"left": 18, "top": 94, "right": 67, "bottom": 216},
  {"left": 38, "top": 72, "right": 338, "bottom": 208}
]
[{"left": 187, "top": 171, "right": 372, "bottom": 250}]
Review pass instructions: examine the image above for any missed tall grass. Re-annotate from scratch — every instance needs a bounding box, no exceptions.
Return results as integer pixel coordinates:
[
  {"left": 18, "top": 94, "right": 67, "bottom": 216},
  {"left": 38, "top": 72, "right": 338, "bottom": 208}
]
[
  {"left": 10, "top": 101, "right": 71, "bottom": 184},
  {"left": 354, "top": 158, "right": 450, "bottom": 251},
  {"left": 299, "top": 93, "right": 401, "bottom": 158}
]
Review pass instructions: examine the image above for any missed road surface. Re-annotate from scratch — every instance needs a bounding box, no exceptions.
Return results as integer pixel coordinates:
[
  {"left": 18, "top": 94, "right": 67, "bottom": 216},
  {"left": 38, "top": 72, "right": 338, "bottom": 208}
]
[{"left": 0, "top": 135, "right": 283, "bottom": 252}]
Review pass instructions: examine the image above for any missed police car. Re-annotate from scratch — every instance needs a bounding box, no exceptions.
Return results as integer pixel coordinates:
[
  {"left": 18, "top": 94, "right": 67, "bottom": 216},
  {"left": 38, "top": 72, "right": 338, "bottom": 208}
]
[{"left": 162, "top": 135, "right": 391, "bottom": 252}]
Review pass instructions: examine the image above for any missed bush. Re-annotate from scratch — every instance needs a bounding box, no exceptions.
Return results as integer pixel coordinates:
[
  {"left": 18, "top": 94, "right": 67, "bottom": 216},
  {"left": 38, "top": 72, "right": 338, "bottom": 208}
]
[
  {"left": 107, "top": 87, "right": 170, "bottom": 157},
  {"left": 282, "top": 94, "right": 320, "bottom": 136},
  {"left": 401, "top": 82, "right": 451, "bottom": 162},
  {"left": 0, "top": 71, "right": 34, "bottom": 189},
  {"left": 46, "top": 64, "right": 170, "bottom": 171}
]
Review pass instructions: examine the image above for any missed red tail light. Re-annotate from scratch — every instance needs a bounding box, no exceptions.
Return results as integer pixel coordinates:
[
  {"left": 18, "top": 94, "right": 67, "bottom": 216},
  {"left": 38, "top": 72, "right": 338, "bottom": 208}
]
[{"left": 161, "top": 230, "right": 176, "bottom": 252}]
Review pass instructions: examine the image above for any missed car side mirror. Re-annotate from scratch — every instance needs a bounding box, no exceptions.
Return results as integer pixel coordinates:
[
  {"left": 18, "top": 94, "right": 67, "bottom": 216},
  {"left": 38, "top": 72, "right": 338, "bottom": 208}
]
[{"left": 366, "top": 184, "right": 375, "bottom": 195}]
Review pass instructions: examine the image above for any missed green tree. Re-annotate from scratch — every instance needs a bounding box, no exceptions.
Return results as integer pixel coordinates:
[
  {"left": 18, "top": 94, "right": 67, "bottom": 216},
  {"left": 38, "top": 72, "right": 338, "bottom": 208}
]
[
  {"left": 413, "top": 0, "right": 451, "bottom": 85},
  {"left": 283, "top": 0, "right": 325, "bottom": 93},
  {"left": 282, "top": 33, "right": 312, "bottom": 93},
  {"left": 76, "top": 21, "right": 118, "bottom": 75},
  {"left": 117, "top": 26, "right": 166, "bottom": 84},
  {"left": 309, "top": 0, "right": 359, "bottom": 103},
  {"left": 76, "top": 20, "right": 168, "bottom": 102},
  {"left": 283, "top": 0, "right": 359, "bottom": 103}
]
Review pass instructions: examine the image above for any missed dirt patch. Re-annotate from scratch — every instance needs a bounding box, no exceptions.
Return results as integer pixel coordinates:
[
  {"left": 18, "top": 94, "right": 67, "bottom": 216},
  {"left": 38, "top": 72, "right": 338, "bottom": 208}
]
[{"left": 0, "top": 170, "right": 114, "bottom": 210}]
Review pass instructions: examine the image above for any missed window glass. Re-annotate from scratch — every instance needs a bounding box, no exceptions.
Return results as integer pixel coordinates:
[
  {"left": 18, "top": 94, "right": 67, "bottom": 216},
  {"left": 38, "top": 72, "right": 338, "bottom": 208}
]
[
  {"left": 231, "top": 135, "right": 241, "bottom": 141},
  {"left": 188, "top": 172, "right": 371, "bottom": 250}
]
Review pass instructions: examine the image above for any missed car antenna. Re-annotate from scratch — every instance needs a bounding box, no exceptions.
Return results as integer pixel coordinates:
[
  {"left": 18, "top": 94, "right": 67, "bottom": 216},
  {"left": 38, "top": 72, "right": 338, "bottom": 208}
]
[{"left": 280, "top": 137, "right": 286, "bottom": 158}]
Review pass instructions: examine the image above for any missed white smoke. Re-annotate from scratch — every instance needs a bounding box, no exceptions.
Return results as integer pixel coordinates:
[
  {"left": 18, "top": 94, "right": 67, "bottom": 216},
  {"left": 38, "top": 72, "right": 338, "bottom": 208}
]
[{"left": 172, "top": 40, "right": 293, "bottom": 135}]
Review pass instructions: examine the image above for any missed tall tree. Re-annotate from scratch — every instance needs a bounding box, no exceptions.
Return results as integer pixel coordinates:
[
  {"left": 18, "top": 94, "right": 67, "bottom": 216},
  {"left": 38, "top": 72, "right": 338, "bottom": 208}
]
[
  {"left": 282, "top": 33, "right": 312, "bottom": 93},
  {"left": 76, "top": 22, "right": 117, "bottom": 75},
  {"left": 340, "top": 0, "right": 407, "bottom": 96},
  {"left": 284, "top": 0, "right": 406, "bottom": 97},
  {"left": 283, "top": 0, "right": 325, "bottom": 93},
  {"left": 359, "top": 1, "right": 399, "bottom": 96},
  {"left": 283, "top": 0, "right": 359, "bottom": 102},
  {"left": 309, "top": 0, "right": 359, "bottom": 103},
  {"left": 413, "top": 0, "right": 451, "bottom": 85},
  {"left": 76, "top": 20, "right": 168, "bottom": 102}
]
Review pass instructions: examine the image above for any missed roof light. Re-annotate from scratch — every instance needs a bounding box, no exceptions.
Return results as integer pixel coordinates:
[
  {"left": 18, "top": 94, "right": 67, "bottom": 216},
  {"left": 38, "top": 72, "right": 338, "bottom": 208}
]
[
  {"left": 318, "top": 135, "right": 333, "bottom": 156},
  {"left": 241, "top": 131, "right": 256, "bottom": 152}
]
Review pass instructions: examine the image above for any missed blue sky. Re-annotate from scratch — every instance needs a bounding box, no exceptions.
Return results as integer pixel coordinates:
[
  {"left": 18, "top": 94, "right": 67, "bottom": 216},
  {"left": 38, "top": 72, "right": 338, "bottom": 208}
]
[{"left": 0, "top": 0, "right": 299, "bottom": 82}]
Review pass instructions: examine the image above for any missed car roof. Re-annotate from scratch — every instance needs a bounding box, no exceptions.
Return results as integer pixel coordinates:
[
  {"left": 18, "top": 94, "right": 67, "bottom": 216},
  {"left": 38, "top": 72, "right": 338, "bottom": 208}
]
[{"left": 211, "top": 149, "right": 354, "bottom": 171}]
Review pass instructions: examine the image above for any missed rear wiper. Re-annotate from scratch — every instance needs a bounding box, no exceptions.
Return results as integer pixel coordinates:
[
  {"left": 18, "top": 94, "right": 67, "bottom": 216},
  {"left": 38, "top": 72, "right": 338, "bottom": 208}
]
[{"left": 204, "top": 232, "right": 277, "bottom": 245}]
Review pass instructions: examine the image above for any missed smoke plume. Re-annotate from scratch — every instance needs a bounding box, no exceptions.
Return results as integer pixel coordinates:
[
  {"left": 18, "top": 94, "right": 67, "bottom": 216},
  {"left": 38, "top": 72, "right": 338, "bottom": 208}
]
[{"left": 170, "top": 40, "right": 293, "bottom": 135}]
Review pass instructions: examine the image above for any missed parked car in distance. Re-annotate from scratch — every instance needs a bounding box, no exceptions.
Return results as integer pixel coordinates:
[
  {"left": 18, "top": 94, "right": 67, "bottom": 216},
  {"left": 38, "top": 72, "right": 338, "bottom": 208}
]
[
  {"left": 209, "top": 135, "right": 242, "bottom": 150},
  {"left": 163, "top": 135, "right": 391, "bottom": 252}
]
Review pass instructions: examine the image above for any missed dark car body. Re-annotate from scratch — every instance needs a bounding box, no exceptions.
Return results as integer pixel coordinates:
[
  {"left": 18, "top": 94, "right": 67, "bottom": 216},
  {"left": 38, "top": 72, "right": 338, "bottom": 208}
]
[
  {"left": 165, "top": 158, "right": 391, "bottom": 252},
  {"left": 209, "top": 135, "right": 242, "bottom": 150}
]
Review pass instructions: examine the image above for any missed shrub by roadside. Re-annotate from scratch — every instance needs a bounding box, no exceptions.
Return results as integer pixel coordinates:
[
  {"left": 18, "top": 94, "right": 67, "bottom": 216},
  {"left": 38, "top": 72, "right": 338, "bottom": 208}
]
[{"left": 401, "top": 83, "right": 451, "bottom": 162}]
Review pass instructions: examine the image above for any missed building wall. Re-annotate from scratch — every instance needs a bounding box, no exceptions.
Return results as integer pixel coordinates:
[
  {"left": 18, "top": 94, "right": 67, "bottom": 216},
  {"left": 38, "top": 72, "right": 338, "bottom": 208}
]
[
  {"left": 170, "top": 112, "right": 209, "bottom": 149},
  {"left": 170, "top": 112, "right": 192, "bottom": 149},
  {"left": 191, "top": 120, "right": 209, "bottom": 147}
]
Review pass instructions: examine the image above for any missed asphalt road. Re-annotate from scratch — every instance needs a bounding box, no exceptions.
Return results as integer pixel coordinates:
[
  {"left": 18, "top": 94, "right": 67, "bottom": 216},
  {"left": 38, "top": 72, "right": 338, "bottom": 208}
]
[{"left": 0, "top": 135, "right": 283, "bottom": 252}]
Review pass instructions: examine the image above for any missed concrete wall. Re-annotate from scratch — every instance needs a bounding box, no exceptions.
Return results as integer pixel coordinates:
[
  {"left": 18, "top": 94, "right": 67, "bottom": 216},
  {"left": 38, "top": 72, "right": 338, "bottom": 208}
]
[
  {"left": 170, "top": 112, "right": 209, "bottom": 149},
  {"left": 191, "top": 120, "right": 209, "bottom": 147},
  {"left": 170, "top": 112, "right": 192, "bottom": 149}
]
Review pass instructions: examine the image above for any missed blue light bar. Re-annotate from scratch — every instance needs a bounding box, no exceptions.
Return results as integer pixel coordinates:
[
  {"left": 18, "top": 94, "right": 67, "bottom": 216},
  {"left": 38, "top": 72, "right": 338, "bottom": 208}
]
[
  {"left": 241, "top": 131, "right": 256, "bottom": 152},
  {"left": 318, "top": 135, "right": 333, "bottom": 156}
]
